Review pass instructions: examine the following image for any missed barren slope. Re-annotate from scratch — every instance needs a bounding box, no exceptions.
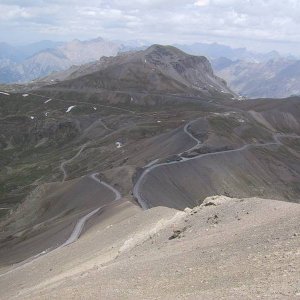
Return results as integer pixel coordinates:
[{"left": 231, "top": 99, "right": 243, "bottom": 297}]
[{"left": 0, "top": 196, "right": 299, "bottom": 299}]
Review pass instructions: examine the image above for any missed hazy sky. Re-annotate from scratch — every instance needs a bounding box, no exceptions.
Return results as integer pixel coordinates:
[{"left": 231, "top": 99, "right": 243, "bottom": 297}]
[{"left": 0, "top": 0, "right": 299, "bottom": 55}]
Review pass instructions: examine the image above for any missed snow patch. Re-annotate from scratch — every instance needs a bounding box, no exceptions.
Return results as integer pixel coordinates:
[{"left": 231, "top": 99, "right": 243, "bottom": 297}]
[
  {"left": 157, "top": 120, "right": 162, "bottom": 123},
  {"left": 30, "top": 116, "right": 35, "bottom": 120},
  {"left": 93, "top": 107, "right": 97, "bottom": 111},
  {"left": 22, "top": 94, "right": 29, "bottom": 97},
  {"left": 0, "top": 91, "right": 10, "bottom": 96},
  {"left": 44, "top": 99, "right": 52, "bottom": 104},
  {"left": 116, "top": 142, "right": 123, "bottom": 149},
  {"left": 66, "top": 105, "right": 76, "bottom": 113},
  {"left": 45, "top": 112, "right": 49, "bottom": 117}
]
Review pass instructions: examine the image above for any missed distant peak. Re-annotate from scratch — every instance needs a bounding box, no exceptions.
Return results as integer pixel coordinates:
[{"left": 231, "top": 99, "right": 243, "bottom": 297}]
[
  {"left": 145, "top": 44, "right": 186, "bottom": 57},
  {"left": 69, "top": 39, "right": 81, "bottom": 45},
  {"left": 68, "top": 37, "right": 105, "bottom": 45},
  {"left": 90, "top": 37, "right": 104, "bottom": 43}
]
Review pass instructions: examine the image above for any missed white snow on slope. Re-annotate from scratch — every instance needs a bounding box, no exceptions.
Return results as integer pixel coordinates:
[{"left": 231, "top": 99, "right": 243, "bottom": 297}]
[
  {"left": 22, "top": 94, "right": 29, "bottom": 97},
  {"left": 0, "top": 91, "right": 10, "bottom": 96},
  {"left": 116, "top": 142, "right": 123, "bottom": 148},
  {"left": 66, "top": 106, "right": 76, "bottom": 113},
  {"left": 44, "top": 99, "right": 52, "bottom": 104}
]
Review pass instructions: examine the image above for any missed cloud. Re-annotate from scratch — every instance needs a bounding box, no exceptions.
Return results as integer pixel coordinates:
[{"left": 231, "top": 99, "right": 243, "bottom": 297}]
[
  {"left": 0, "top": 0, "right": 299, "bottom": 55},
  {"left": 194, "top": 0, "right": 210, "bottom": 7}
]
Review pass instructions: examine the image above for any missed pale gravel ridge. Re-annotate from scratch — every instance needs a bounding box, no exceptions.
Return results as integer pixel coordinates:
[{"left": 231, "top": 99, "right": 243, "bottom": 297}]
[{"left": 1, "top": 196, "right": 299, "bottom": 299}]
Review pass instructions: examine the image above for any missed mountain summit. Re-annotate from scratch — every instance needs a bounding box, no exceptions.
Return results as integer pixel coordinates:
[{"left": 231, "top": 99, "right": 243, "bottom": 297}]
[
  {"left": 143, "top": 45, "right": 233, "bottom": 94},
  {"left": 49, "top": 44, "right": 235, "bottom": 98}
]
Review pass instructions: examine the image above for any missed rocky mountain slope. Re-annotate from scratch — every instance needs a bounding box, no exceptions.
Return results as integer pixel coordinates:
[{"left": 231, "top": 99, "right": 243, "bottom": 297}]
[
  {"left": 0, "top": 195, "right": 299, "bottom": 299},
  {"left": 213, "top": 57, "right": 300, "bottom": 98},
  {"left": 42, "top": 45, "right": 235, "bottom": 98},
  {"left": 0, "top": 86, "right": 299, "bottom": 268}
]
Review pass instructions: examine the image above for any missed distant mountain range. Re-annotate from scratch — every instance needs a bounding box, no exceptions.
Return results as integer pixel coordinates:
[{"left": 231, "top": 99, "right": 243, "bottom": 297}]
[
  {"left": 213, "top": 57, "right": 300, "bottom": 98},
  {"left": 0, "top": 40, "right": 63, "bottom": 63},
  {"left": 174, "top": 43, "right": 300, "bottom": 99},
  {"left": 0, "top": 38, "right": 125, "bottom": 83},
  {"left": 174, "top": 42, "right": 291, "bottom": 62},
  {"left": 1, "top": 38, "right": 299, "bottom": 99}
]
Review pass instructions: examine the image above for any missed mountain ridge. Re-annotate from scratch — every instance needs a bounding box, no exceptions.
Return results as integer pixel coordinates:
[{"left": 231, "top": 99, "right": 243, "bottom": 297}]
[
  {"left": 42, "top": 44, "right": 235, "bottom": 99},
  {"left": 213, "top": 57, "right": 300, "bottom": 98}
]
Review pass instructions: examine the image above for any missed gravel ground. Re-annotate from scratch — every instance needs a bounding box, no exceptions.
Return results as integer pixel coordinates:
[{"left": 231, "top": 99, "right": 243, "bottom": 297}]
[{"left": 1, "top": 196, "right": 299, "bottom": 299}]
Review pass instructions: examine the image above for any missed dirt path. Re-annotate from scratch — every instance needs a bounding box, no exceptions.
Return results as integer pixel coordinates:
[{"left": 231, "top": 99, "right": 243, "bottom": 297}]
[{"left": 60, "top": 144, "right": 87, "bottom": 182}]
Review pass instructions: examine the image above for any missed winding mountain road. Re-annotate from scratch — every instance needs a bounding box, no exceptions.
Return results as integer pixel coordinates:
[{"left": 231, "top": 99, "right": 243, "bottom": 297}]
[
  {"left": 60, "top": 207, "right": 102, "bottom": 248},
  {"left": 60, "top": 144, "right": 87, "bottom": 182},
  {"left": 59, "top": 141, "right": 121, "bottom": 247},
  {"left": 181, "top": 119, "right": 202, "bottom": 152},
  {"left": 273, "top": 133, "right": 300, "bottom": 144},
  {"left": 133, "top": 119, "right": 202, "bottom": 209},
  {"left": 0, "top": 169, "right": 122, "bottom": 277},
  {"left": 60, "top": 173, "right": 121, "bottom": 247},
  {"left": 90, "top": 173, "right": 122, "bottom": 201},
  {"left": 133, "top": 119, "right": 299, "bottom": 209}
]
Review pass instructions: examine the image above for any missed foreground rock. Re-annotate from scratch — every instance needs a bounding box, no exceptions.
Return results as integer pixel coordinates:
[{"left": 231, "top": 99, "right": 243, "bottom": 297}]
[{"left": 0, "top": 196, "right": 299, "bottom": 299}]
